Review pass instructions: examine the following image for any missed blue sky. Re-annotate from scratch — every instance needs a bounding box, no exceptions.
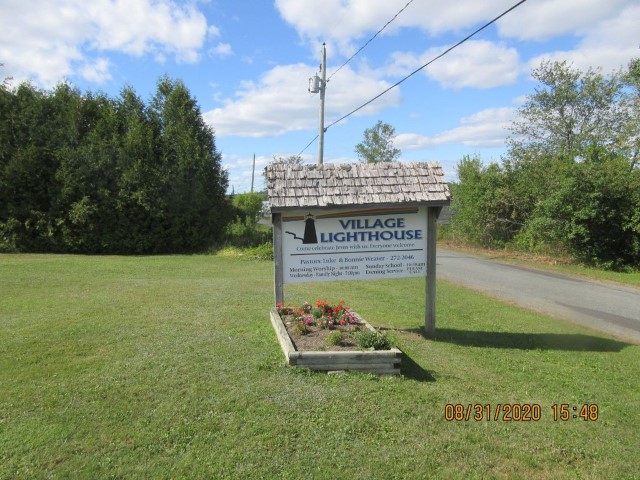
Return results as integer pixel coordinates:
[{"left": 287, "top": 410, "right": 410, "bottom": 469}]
[{"left": 1, "top": 0, "right": 638, "bottom": 193}]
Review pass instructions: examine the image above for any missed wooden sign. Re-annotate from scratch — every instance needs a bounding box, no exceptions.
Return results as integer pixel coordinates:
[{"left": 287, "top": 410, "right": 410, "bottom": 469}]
[{"left": 281, "top": 207, "right": 427, "bottom": 283}]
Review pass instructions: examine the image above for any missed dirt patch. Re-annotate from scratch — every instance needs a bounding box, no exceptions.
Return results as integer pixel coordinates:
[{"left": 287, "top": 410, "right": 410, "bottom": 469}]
[{"left": 283, "top": 317, "right": 365, "bottom": 352}]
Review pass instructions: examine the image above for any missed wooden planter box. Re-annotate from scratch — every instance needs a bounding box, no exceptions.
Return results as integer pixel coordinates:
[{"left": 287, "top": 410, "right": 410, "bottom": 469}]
[{"left": 269, "top": 307, "right": 401, "bottom": 375}]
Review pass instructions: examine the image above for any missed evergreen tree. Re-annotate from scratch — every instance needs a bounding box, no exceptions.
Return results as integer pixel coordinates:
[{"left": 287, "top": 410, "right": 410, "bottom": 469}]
[
  {"left": 150, "top": 76, "right": 229, "bottom": 252},
  {"left": 0, "top": 77, "right": 231, "bottom": 254}
]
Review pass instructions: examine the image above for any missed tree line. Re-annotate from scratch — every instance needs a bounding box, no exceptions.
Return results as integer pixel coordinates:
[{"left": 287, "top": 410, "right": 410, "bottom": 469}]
[
  {"left": 448, "top": 60, "right": 640, "bottom": 270},
  {"left": 2, "top": 60, "right": 639, "bottom": 266},
  {"left": 0, "top": 77, "right": 230, "bottom": 254}
]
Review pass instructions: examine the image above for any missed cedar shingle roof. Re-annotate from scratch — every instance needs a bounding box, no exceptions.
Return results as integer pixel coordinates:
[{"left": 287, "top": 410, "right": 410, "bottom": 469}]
[{"left": 267, "top": 161, "right": 450, "bottom": 210}]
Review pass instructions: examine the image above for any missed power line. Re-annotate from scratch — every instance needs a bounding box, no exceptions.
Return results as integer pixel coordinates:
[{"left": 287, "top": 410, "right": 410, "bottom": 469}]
[
  {"left": 298, "top": 134, "right": 319, "bottom": 156},
  {"left": 325, "top": 0, "right": 528, "bottom": 130},
  {"left": 297, "top": 0, "right": 528, "bottom": 155},
  {"left": 327, "top": 0, "right": 415, "bottom": 82}
]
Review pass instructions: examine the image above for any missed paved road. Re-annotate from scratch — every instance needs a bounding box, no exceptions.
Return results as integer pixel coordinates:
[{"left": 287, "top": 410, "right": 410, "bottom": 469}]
[{"left": 436, "top": 249, "right": 640, "bottom": 344}]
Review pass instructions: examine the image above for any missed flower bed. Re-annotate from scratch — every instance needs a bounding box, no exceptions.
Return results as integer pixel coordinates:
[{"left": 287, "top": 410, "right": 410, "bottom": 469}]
[{"left": 269, "top": 299, "right": 401, "bottom": 375}]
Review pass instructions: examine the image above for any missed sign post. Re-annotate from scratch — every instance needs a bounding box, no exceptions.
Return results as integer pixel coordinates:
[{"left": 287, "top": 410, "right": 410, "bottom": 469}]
[{"left": 425, "top": 206, "right": 439, "bottom": 337}]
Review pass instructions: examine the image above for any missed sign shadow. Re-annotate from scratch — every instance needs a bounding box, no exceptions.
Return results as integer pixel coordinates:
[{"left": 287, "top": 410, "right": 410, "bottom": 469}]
[
  {"left": 400, "top": 353, "right": 437, "bottom": 383},
  {"left": 404, "top": 327, "right": 630, "bottom": 352}
]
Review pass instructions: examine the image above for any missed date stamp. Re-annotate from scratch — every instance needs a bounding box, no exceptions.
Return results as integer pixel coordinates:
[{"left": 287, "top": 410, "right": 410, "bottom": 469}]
[{"left": 444, "top": 404, "right": 599, "bottom": 422}]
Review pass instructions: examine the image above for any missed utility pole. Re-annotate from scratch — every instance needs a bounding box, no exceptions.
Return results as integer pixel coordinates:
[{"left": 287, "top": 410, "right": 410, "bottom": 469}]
[
  {"left": 318, "top": 43, "right": 326, "bottom": 165},
  {"left": 250, "top": 153, "right": 256, "bottom": 192},
  {"left": 309, "top": 43, "right": 327, "bottom": 165}
]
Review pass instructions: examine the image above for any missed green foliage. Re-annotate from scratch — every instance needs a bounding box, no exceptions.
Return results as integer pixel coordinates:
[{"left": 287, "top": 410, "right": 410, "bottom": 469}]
[
  {"left": 223, "top": 217, "right": 271, "bottom": 248},
  {"left": 354, "top": 120, "right": 401, "bottom": 163},
  {"left": 449, "top": 155, "right": 522, "bottom": 248},
  {"left": 619, "top": 58, "right": 640, "bottom": 168},
  {"left": 232, "top": 192, "right": 264, "bottom": 224},
  {"left": 451, "top": 60, "right": 640, "bottom": 269},
  {"left": 244, "top": 242, "right": 273, "bottom": 261},
  {"left": 353, "top": 329, "right": 393, "bottom": 350},
  {"left": 326, "top": 331, "right": 345, "bottom": 346},
  {"left": 508, "top": 60, "right": 627, "bottom": 161},
  {"left": 224, "top": 192, "right": 270, "bottom": 250},
  {"left": 293, "top": 320, "right": 310, "bottom": 336},
  {"left": 0, "top": 78, "right": 230, "bottom": 253},
  {"left": 518, "top": 151, "right": 640, "bottom": 268}
]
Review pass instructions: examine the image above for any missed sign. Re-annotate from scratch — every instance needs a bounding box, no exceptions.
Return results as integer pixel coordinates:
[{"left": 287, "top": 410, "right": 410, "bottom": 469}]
[{"left": 282, "top": 207, "right": 427, "bottom": 283}]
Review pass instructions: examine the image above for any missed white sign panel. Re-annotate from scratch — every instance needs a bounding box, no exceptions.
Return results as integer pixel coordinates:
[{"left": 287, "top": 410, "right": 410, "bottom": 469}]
[{"left": 282, "top": 207, "right": 427, "bottom": 283}]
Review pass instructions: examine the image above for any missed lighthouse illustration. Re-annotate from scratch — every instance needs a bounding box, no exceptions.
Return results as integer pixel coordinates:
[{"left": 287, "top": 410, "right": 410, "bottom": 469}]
[{"left": 285, "top": 213, "right": 318, "bottom": 244}]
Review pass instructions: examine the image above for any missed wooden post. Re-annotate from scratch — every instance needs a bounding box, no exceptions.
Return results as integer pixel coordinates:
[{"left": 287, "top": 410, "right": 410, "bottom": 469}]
[
  {"left": 272, "top": 212, "right": 284, "bottom": 305},
  {"left": 424, "top": 207, "right": 438, "bottom": 337}
]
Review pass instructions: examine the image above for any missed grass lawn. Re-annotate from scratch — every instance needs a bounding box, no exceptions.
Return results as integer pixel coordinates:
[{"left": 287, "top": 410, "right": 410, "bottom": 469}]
[{"left": 1, "top": 254, "right": 638, "bottom": 479}]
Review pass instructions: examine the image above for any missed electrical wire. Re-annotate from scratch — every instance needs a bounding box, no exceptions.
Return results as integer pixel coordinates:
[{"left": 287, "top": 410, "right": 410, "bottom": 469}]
[
  {"left": 298, "top": 134, "right": 319, "bottom": 156},
  {"left": 325, "top": 0, "right": 528, "bottom": 130},
  {"left": 327, "top": 0, "right": 415, "bottom": 82},
  {"left": 297, "top": 0, "right": 528, "bottom": 154}
]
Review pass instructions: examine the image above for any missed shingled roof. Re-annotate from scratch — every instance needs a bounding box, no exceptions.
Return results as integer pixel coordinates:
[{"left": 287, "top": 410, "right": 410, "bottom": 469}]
[{"left": 267, "top": 161, "right": 450, "bottom": 210}]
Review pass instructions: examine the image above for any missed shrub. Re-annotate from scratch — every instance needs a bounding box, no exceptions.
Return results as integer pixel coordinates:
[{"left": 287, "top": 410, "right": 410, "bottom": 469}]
[
  {"left": 224, "top": 217, "right": 271, "bottom": 248},
  {"left": 326, "top": 331, "right": 345, "bottom": 346},
  {"left": 354, "top": 329, "right": 392, "bottom": 350},
  {"left": 293, "top": 321, "right": 310, "bottom": 336}
]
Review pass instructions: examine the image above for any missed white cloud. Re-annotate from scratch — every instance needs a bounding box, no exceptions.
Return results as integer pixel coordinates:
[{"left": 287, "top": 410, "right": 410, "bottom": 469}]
[
  {"left": 497, "top": 0, "right": 634, "bottom": 41},
  {"left": 0, "top": 0, "right": 216, "bottom": 87},
  {"left": 86, "top": 1, "right": 208, "bottom": 60},
  {"left": 383, "top": 40, "right": 520, "bottom": 89},
  {"left": 205, "top": 63, "right": 401, "bottom": 138},
  {"left": 526, "top": 4, "right": 640, "bottom": 73},
  {"left": 396, "top": 107, "right": 517, "bottom": 150},
  {"left": 275, "top": 0, "right": 636, "bottom": 85},
  {"left": 276, "top": 0, "right": 636, "bottom": 52},
  {"left": 210, "top": 43, "right": 233, "bottom": 58},
  {"left": 275, "top": 0, "right": 523, "bottom": 55},
  {"left": 427, "top": 41, "right": 520, "bottom": 89},
  {"left": 79, "top": 58, "right": 112, "bottom": 84}
]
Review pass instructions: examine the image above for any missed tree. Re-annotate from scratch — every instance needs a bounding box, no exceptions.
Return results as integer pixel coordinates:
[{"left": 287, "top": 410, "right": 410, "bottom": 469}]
[
  {"left": 0, "top": 82, "right": 85, "bottom": 252},
  {"left": 1, "top": 62, "right": 12, "bottom": 89},
  {"left": 508, "top": 60, "right": 626, "bottom": 161},
  {"left": 618, "top": 58, "right": 640, "bottom": 168},
  {"left": 150, "top": 76, "right": 230, "bottom": 252},
  {"left": 354, "top": 120, "right": 401, "bottom": 163},
  {"left": 232, "top": 192, "right": 263, "bottom": 225},
  {"left": 0, "top": 77, "right": 232, "bottom": 254},
  {"left": 448, "top": 60, "right": 640, "bottom": 268},
  {"left": 450, "top": 155, "right": 518, "bottom": 247},
  {"left": 521, "top": 149, "right": 640, "bottom": 268}
]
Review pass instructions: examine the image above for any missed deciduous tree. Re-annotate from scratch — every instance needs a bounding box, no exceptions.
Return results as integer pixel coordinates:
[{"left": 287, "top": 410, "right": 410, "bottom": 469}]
[{"left": 355, "top": 120, "right": 401, "bottom": 163}]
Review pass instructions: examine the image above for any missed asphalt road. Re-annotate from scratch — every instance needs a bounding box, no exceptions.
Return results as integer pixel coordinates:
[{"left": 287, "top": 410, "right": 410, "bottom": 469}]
[{"left": 436, "top": 248, "right": 640, "bottom": 344}]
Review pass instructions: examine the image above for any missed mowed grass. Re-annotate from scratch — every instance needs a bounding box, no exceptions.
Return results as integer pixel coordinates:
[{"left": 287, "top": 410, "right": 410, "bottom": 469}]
[{"left": 1, "top": 254, "right": 638, "bottom": 479}]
